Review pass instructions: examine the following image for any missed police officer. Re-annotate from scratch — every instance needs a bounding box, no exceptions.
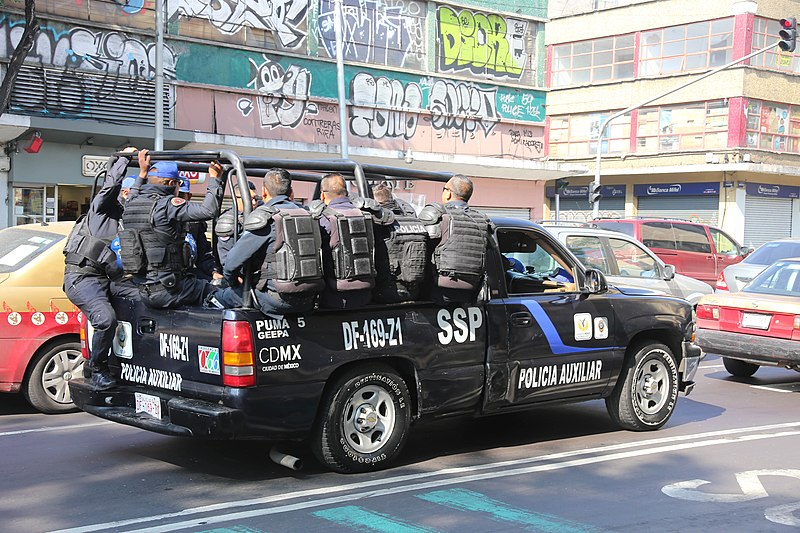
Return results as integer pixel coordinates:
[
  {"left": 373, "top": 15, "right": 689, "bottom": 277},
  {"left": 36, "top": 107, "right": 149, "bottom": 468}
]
[
  {"left": 215, "top": 180, "right": 259, "bottom": 274},
  {"left": 213, "top": 168, "right": 322, "bottom": 315},
  {"left": 419, "top": 174, "right": 491, "bottom": 304},
  {"left": 372, "top": 181, "right": 418, "bottom": 216},
  {"left": 312, "top": 173, "right": 376, "bottom": 309},
  {"left": 64, "top": 147, "right": 140, "bottom": 390},
  {"left": 119, "top": 154, "right": 224, "bottom": 309},
  {"left": 178, "top": 177, "right": 219, "bottom": 280}
]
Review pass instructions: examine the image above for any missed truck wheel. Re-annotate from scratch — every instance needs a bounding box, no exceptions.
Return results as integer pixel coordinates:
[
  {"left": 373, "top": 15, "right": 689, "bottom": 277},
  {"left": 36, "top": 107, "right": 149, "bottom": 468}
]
[
  {"left": 722, "top": 357, "right": 759, "bottom": 378},
  {"left": 606, "top": 342, "right": 678, "bottom": 431},
  {"left": 312, "top": 365, "right": 411, "bottom": 473},
  {"left": 24, "top": 341, "right": 84, "bottom": 414}
]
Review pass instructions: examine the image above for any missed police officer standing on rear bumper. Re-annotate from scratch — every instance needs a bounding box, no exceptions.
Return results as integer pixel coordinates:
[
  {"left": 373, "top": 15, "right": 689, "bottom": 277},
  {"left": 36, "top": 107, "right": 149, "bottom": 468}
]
[
  {"left": 119, "top": 154, "right": 224, "bottom": 309},
  {"left": 64, "top": 148, "right": 141, "bottom": 390}
]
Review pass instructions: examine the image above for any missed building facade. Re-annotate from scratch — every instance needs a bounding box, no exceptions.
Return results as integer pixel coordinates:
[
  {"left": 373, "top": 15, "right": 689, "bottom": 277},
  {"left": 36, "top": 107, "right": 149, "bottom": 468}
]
[
  {"left": 545, "top": 0, "right": 800, "bottom": 247},
  {"left": 0, "top": 0, "right": 581, "bottom": 228}
]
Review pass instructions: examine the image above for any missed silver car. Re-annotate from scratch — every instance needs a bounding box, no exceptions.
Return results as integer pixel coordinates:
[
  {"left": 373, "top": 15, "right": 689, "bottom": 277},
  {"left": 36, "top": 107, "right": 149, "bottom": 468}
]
[
  {"left": 717, "top": 238, "right": 800, "bottom": 292},
  {"left": 544, "top": 222, "right": 713, "bottom": 305}
]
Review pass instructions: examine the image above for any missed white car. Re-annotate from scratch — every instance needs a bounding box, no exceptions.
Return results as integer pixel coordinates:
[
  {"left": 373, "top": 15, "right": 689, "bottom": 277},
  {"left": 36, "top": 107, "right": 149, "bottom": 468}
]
[{"left": 716, "top": 238, "right": 800, "bottom": 292}]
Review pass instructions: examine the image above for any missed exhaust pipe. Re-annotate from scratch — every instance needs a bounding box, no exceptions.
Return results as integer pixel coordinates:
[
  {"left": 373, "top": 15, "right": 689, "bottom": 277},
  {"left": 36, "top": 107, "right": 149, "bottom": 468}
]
[{"left": 270, "top": 445, "right": 303, "bottom": 471}]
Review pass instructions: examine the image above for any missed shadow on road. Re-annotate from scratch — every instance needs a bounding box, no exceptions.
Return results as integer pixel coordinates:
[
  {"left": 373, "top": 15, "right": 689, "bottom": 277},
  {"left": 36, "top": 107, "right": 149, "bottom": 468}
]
[{"left": 0, "top": 394, "right": 38, "bottom": 416}]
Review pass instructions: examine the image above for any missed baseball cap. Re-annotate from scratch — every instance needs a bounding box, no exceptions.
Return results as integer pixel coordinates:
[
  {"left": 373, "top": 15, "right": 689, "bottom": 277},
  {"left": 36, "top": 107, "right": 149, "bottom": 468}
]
[
  {"left": 148, "top": 161, "right": 180, "bottom": 179},
  {"left": 121, "top": 177, "right": 136, "bottom": 189},
  {"left": 179, "top": 177, "right": 191, "bottom": 193}
]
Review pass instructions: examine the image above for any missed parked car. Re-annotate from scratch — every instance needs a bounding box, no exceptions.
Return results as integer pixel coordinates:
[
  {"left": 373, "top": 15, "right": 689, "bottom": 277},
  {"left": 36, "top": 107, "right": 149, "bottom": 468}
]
[
  {"left": 716, "top": 238, "right": 800, "bottom": 292},
  {"left": 0, "top": 222, "right": 82, "bottom": 413},
  {"left": 594, "top": 218, "right": 749, "bottom": 288},
  {"left": 695, "top": 258, "right": 800, "bottom": 378},
  {"left": 543, "top": 222, "right": 713, "bottom": 305}
]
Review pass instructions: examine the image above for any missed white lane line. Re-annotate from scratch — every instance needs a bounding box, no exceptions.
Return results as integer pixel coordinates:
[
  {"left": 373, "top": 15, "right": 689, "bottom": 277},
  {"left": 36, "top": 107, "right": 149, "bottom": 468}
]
[
  {"left": 124, "top": 429, "right": 800, "bottom": 533},
  {"left": 700, "top": 364, "right": 724, "bottom": 369},
  {"left": 751, "top": 385, "right": 795, "bottom": 394},
  {"left": 0, "top": 421, "right": 112, "bottom": 437},
  {"left": 51, "top": 421, "right": 800, "bottom": 533}
]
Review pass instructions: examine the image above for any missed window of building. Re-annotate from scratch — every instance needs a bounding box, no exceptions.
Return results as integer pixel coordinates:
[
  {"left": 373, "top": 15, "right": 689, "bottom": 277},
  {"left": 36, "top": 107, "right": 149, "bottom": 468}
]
[
  {"left": 549, "top": 112, "right": 631, "bottom": 156},
  {"left": 639, "top": 18, "right": 733, "bottom": 77},
  {"left": 551, "top": 34, "right": 635, "bottom": 87},
  {"left": 746, "top": 100, "right": 800, "bottom": 153},
  {"left": 636, "top": 100, "right": 728, "bottom": 152},
  {"left": 752, "top": 17, "right": 800, "bottom": 74}
]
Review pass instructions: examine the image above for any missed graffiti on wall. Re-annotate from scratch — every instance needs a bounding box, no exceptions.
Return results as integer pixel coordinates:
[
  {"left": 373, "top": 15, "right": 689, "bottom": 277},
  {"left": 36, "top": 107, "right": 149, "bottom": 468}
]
[
  {"left": 318, "top": 0, "right": 426, "bottom": 69},
  {"left": 437, "top": 5, "right": 530, "bottom": 80},
  {"left": 350, "top": 72, "right": 422, "bottom": 140},
  {"left": 246, "top": 55, "right": 318, "bottom": 129},
  {"left": 426, "top": 79, "right": 499, "bottom": 142}
]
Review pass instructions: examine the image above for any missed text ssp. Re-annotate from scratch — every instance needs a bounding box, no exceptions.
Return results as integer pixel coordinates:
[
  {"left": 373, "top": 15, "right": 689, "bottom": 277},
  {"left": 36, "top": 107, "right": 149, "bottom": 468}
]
[
  {"left": 342, "top": 317, "right": 403, "bottom": 351},
  {"left": 437, "top": 307, "right": 483, "bottom": 345}
]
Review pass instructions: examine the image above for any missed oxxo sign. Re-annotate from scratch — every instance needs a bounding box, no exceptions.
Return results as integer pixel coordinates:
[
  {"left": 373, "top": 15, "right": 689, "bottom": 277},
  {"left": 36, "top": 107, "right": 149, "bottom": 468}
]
[{"left": 81, "top": 155, "right": 108, "bottom": 177}]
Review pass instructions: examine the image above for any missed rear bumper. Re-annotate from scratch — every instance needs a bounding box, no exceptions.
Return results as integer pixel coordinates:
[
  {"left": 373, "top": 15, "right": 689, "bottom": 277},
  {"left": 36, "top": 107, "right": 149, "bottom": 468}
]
[
  {"left": 69, "top": 379, "right": 244, "bottom": 438},
  {"left": 680, "top": 340, "right": 702, "bottom": 395},
  {"left": 696, "top": 329, "right": 800, "bottom": 366}
]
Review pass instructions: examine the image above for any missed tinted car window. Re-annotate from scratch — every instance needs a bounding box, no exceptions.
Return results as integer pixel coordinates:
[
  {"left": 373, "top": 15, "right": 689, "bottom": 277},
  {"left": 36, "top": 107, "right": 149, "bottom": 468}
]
[
  {"left": 709, "top": 228, "right": 739, "bottom": 255},
  {"left": 565, "top": 235, "right": 611, "bottom": 274},
  {"left": 672, "top": 223, "right": 711, "bottom": 253},
  {"left": 641, "top": 222, "right": 676, "bottom": 249},
  {"left": 744, "top": 261, "right": 800, "bottom": 296},
  {"left": 608, "top": 238, "right": 659, "bottom": 278},
  {"left": 0, "top": 228, "right": 64, "bottom": 273},
  {"left": 745, "top": 241, "right": 800, "bottom": 265},
  {"left": 595, "top": 221, "right": 635, "bottom": 237}
]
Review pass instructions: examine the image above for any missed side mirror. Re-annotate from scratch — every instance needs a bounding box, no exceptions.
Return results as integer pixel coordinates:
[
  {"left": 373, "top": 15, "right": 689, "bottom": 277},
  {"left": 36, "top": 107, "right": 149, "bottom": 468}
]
[
  {"left": 740, "top": 245, "right": 753, "bottom": 257},
  {"left": 663, "top": 264, "right": 676, "bottom": 281},
  {"left": 584, "top": 269, "right": 608, "bottom": 294}
]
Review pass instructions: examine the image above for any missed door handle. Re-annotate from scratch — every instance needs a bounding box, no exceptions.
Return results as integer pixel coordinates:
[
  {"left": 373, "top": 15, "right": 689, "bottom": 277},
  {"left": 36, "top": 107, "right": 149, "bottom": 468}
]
[
  {"left": 706, "top": 256, "right": 715, "bottom": 261},
  {"left": 138, "top": 318, "right": 157, "bottom": 334},
  {"left": 510, "top": 311, "right": 532, "bottom": 327}
]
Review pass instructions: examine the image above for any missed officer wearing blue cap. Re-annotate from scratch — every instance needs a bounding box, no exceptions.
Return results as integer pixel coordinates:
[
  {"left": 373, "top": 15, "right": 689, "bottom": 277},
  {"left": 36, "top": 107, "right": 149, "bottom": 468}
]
[
  {"left": 178, "top": 177, "right": 219, "bottom": 280},
  {"left": 64, "top": 147, "right": 141, "bottom": 390},
  {"left": 119, "top": 150, "right": 224, "bottom": 309}
]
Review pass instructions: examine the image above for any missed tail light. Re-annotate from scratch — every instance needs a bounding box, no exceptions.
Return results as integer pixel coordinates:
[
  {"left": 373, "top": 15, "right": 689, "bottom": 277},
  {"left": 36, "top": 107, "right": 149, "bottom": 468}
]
[
  {"left": 697, "top": 304, "right": 720, "bottom": 320},
  {"left": 716, "top": 271, "right": 729, "bottom": 291},
  {"left": 222, "top": 321, "right": 255, "bottom": 387},
  {"left": 794, "top": 316, "right": 800, "bottom": 330},
  {"left": 78, "top": 314, "right": 89, "bottom": 360}
]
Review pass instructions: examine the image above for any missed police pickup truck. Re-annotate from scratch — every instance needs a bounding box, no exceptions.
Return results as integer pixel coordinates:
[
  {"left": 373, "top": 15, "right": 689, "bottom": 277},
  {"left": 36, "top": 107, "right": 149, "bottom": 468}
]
[{"left": 70, "top": 151, "right": 701, "bottom": 473}]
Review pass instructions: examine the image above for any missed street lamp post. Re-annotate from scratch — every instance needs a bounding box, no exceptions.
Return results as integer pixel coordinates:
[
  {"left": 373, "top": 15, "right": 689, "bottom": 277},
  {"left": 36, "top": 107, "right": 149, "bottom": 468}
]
[
  {"left": 334, "top": 0, "right": 349, "bottom": 159},
  {"left": 154, "top": 0, "right": 164, "bottom": 151}
]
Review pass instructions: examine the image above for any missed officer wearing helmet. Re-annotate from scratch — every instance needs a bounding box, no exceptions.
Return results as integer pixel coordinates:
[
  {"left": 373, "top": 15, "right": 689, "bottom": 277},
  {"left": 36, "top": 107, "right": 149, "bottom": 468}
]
[
  {"left": 119, "top": 151, "right": 224, "bottom": 309},
  {"left": 63, "top": 148, "right": 141, "bottom": 390}
]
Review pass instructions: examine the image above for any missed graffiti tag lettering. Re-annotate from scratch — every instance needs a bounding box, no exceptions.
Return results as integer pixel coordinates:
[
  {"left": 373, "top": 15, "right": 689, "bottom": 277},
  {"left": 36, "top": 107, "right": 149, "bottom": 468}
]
[
  {"left": 427, "top": 79, "right": 499, "bottom": 142},
  {"left": 248, "top": 55, "right": 317, "bottom": 129},
  {"left": 350, "top": 72, "right": 422, "bottom": 140}
]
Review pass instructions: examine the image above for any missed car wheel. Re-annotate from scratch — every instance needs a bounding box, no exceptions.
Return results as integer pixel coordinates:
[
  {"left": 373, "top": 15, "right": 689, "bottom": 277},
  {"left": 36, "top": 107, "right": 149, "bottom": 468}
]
[
  {"left": 722, "top": 357, "right": 759, "bottom": 378},
  {"left": 24, "top": 341, "right": 83, "bottom": 414},
  {"left": 312, "top": 364, "right": 411, "bottom": 473},
  {"left": 606, "top": 341, "right": 679, "bottom": 431}
]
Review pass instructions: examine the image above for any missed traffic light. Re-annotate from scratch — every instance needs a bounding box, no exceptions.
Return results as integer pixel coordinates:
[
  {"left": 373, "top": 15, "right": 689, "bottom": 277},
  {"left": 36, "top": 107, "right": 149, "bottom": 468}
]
[
  {"left": 588, "top": 182, "right": 602, "bottom": 204},
  {"left": 779, "top": 17, "right": 797, "bottom": 53},
  {"left": 555, "top": 178, "right": 569, "bottom": 193}
]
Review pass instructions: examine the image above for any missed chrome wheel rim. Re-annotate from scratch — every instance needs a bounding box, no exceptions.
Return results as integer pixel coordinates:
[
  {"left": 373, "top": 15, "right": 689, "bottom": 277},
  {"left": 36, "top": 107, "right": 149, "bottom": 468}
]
[
  {"left": 342, "top": 384, "right": 396, "bottom": 454},
  {"left": 41, "top": 349, "right": 84, "bottom": 405}
]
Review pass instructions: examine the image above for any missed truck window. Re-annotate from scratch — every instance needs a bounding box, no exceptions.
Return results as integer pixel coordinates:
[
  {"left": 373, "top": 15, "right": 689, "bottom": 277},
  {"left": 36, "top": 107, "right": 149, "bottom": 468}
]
[
  {"left": 497, "top": 228, "right": 576, "bottom": 294},
  {"left": 565, "top": 235, "right": 611, "bottom": 274},
  {"left": 709, "top": 227, "right": 738, "bottom": 255},
  {"left": 641, "top": 222, "right": 676, "bottom": 250},
  {"left": 672, "top": 223, "right": 711, "bottom": 254},
  {"left": 608, "top": 238, "right": 659, "bottom": 278}
]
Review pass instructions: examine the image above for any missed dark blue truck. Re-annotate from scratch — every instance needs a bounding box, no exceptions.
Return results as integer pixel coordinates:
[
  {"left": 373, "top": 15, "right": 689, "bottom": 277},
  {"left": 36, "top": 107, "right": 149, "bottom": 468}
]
[{"left": 70, "top": 152, "right": 701, "bottom": 473}]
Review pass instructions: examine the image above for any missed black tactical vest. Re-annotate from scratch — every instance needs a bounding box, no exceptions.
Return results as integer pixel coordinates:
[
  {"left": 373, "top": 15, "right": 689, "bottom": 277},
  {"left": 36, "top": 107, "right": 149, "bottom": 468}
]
[
  {"left": 372, "top": 213, "right": 428, "bottom": 302},
  {"left": 317, "top": 205, "right": 376, "bottom": 291},
  {"left": 432, "top": 205, "right": 489, "bottom": 290},
  {"left": 243, "top": 205, "right": 324, "bottom": 295},
  {"left": 119, "top": 194, "right": 187, "bottom": 276},
  {"left": 63, "top": 216, "right": 116, "bottom": 275}
]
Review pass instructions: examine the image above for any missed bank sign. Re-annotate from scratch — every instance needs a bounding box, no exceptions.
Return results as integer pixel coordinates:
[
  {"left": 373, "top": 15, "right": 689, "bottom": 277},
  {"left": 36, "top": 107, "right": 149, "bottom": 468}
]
[
  {"left": 745, "top": 183, "right": 799, "bottom": 199},
  {"left": 634, "top": 182, "right": 720, "bottom": 196},
  {"left": 546, "top": 185, "right": 626, "bottom": 199}
]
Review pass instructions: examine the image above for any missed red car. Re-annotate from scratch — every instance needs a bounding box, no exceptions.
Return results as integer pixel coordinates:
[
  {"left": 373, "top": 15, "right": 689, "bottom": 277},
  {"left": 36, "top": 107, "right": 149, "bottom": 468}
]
[
  {"left": 695, "top": 258, "right": 800, "bottom": 377},
  {"left": 594, "top": 218, "right": 749, "bottom": 288}
]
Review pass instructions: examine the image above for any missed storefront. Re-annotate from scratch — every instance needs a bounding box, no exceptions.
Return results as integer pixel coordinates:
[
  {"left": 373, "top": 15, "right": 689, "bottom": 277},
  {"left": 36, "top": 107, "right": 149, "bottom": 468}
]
[
  {"left": 547, "top": 184, "right": 626, "bottom": 222},
  {"left": 634, "top": 182, "right": 720, "bottom": 226},
  {"left": 743, "top": 183, "right": 798, "bottom": 247}
]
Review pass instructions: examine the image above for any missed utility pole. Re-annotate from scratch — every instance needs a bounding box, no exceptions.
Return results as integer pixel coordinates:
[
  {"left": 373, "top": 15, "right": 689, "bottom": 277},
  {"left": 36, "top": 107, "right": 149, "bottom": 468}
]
[
  {"left": 154, "top": 0, "right": 164, "bottom": 150},
  {"left": 334, "top": 0, "right": 349, "bottom": 159},
  {"left": 590, "top": 40, "right": 782, "bottom": 219}
]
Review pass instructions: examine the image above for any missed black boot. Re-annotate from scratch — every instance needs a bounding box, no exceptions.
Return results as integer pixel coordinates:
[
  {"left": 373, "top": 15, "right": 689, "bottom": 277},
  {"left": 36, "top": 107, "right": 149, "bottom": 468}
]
[
  {"left": 82, "top": 360, "right": 94, "bottom": 379},
  {"left": 90, "top": 362, "right": 116, "bottom": 391}
]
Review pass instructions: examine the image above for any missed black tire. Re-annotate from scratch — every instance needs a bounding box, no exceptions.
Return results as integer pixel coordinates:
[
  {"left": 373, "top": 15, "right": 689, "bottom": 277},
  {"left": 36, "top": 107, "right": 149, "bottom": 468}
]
[
  {"left": 606, "top": 342, "right": 679, "bottom": 431},
  {"left": 723, "top": 357, "right": 759, "bottom": 378},
  {"left": 24, "top": 341, "right": 84, "bottom": 414},
  {"left": 312, "top": 364, "right": 411, "bottom": 473}
]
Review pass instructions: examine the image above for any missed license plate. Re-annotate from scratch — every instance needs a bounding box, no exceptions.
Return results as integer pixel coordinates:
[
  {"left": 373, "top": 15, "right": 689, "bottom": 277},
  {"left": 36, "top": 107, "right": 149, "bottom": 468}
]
[
  {"left": 135, "top": 392, "right": 162, "bottom": 420},
  {"left": 742, "top": 312, "right": 771, "bottom": 330}
]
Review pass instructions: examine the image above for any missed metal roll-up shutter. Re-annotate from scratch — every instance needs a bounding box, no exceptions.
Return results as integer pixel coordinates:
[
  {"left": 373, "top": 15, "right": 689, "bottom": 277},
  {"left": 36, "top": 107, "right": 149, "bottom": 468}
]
[
  {"left": 549, "top": 197, "right": 625, "bottom": 221},
  {"left": 637, "top": 196, "right": 718, "bottom": 226},
  {"left": 744, "top": 197, "right": 793, "bottom": 247},
  {"left": 477, "top": 207, "right": 531, "bottom": 220}
]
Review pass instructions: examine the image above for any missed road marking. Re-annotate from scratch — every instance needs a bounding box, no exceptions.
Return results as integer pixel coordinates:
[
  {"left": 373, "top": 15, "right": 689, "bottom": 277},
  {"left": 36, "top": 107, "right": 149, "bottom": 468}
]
[
  {"left": 750, "top": 385, "right": 795, "bottom": 394},
  {"left": 312, "top": 506, "right": 437, "bottom": 533},
  {"left": 0, "top": 421, "right": 111, "bottom": 437},
  {"left": 52, "top": 422, "right": 800, "bottom": 533},
  {"left": 417, "top": 489, "right": 604, "bottom": 533},
  {"left": 765, "top": 502, "right": 800, "bottom": 527},
  {"left": 699, "top": 364, "right": 724, "bottom": 369}
]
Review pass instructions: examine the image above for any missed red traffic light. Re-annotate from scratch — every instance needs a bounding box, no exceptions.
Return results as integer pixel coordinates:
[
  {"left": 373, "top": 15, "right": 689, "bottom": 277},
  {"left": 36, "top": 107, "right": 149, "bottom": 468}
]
[
  {"left": 782, "top": 18, "right": 794, "bottom": 28},
  {"left": 779, "top": 17, "right": 797, "bottom": 53}
]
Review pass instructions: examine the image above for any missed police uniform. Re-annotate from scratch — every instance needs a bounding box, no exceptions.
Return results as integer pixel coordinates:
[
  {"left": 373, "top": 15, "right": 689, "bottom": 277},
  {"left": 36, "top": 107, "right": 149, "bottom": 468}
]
[
  {"left": 64, "top": 154, "right": 139, "bottom": 389},
  {"left": 372, "top": 198, "right": 427, "bottom": 303},
  {"left": 180, "top": 177, "right": 219, "bottom": 280},
  {"left": 120, "top": 162, "right": 223, "bottom": 309},
  {"left": 215, "top": 207, "right": 243, "bottom": 270},
  {"left": 214, "top": 195, "right": 321, "bottom": 316}
]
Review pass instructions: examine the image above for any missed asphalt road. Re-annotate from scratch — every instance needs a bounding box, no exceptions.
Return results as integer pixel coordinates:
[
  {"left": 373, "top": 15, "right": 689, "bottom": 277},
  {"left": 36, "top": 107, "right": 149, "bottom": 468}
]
[{"left": 4, "top": 355, "right": 800, "bottom": 533}]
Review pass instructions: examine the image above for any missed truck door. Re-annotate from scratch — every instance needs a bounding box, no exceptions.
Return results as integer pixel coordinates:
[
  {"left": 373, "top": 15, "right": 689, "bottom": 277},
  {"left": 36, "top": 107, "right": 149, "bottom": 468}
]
[{"left": 485, "top": 227, "right": 618, "bottom": 410}]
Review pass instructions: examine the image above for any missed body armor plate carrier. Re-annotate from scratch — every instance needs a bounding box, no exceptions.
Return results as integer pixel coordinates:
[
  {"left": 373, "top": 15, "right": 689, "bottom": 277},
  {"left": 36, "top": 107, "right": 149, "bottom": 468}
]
[
  {"left": 316, "top": 205, "right": 376, "bottom": 291},
  {"left": 119, "top": 194, "right": 188, "bottom": 276},
  {"left": 426, "top": 203, "right": 489, "bottom": 291},
  {"left": 373, "top": 213, "right": 427, "bottom": 302},
  {"left": 243, "top": 205, "right": 324, "bottom": 295},
  {"left": 63, "top": 215, "right": 116, "bottom": 275}
]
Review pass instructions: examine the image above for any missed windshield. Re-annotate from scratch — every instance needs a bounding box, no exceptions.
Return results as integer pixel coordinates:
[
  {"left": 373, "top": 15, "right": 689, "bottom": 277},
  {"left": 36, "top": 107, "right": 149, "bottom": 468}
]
[
  {"left": 743, "top": 261, "right": 800, "bottom": 296},
  {"left": 0, "top": 228, "right": 64, "bottom": 273},
  {"left": 744, "top": 241, "right": 800, "bottom": 266}
]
